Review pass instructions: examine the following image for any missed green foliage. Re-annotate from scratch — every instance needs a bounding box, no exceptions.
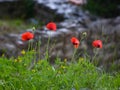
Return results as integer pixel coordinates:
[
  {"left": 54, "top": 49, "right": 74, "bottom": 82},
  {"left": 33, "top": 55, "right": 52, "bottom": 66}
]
[
  {"left": 0, "top": 19, "right": 42, "bottom": 34},
  {"left": 83, "top": 0, "right": 120, "bottom": 18},
  {"left": 0, "top": 51, "right": 120, "bottom": 89}
]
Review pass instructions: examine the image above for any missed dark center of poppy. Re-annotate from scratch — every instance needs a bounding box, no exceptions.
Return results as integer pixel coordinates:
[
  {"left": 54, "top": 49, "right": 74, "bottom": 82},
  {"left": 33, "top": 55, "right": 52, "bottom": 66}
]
[
  {"left": 26, "top": 38, "right": 30, "bottom": 40},
  {"left": 73, "top": 42, "right": 78, "bottom": 45},
  {"left": 97, "top": 44, "right": 100, "bottom": 48}
]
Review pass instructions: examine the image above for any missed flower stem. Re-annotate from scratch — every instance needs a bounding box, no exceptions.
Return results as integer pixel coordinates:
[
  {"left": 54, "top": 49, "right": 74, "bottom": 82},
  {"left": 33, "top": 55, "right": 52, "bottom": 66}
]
[
  {"left": 46, "top": 35, "right": 50, "bottom": 61},
  {"left": 92, "top": 49, "right": 98, "bottom": 65},
  {"left": 71, "top": 48, "right": 77, "bottom": 63}
]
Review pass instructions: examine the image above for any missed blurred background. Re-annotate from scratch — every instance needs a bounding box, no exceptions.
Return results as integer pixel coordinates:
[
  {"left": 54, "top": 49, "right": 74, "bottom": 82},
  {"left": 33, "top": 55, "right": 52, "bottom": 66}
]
[
  {"left": 0, "top": 0, "right": 120, "bottom": 33},
  {"left": 0, "top": 0, "right": 120, "bottom": 71}
]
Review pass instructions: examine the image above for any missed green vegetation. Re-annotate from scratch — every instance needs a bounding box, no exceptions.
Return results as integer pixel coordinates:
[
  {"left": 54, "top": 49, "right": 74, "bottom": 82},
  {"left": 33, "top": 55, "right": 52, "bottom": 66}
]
[
  {"left": 83, "top": 0, "right": 120, "bottom": 18},
  {"left": 0, "top": 19, "right": 42, "bottom": 34},
  {"left": 0, "top": 50, "right": 120, "bottom": 90}
]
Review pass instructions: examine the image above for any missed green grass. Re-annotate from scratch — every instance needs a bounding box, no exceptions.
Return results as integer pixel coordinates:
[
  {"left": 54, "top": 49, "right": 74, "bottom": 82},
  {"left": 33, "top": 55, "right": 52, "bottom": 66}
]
[
  {"left": 0, "top": 51, "right": 120, "bottom": 90},
  {"left": 0, "top": 19, "right": 42, "bottom": 35}
]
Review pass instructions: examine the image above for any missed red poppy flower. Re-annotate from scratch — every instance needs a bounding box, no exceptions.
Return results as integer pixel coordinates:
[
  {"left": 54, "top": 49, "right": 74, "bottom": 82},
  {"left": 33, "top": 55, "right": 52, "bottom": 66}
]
[
  {"left": 21, "top": 32, "right": 34, "bottom": 41},
  {"left": 92, "top": 40, "right": 102, "bottom": 48},
  {"left": 71, "top": 37, "right": 80, "bottom": 48},
  {"left": 46, "top": 22, "right": 57, "bottom": 31}
]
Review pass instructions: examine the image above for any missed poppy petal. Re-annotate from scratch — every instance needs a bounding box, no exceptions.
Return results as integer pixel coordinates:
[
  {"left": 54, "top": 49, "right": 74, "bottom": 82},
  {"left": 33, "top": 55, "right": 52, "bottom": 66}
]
[
  {"left": 21, "top": 32, "right": 34, "bottom": 41},
  {"left": 71, "top": 37, "right": 80, "bottom": 48},
  {"left": 92, "top": 40, "right": 102, "bottom": 48},
  {"left": 46, "top": 22, "right": 57, "bottom": 31}
]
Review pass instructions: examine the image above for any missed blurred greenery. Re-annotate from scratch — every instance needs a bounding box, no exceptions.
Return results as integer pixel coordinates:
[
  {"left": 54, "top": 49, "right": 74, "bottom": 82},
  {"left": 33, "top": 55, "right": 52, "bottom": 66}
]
[
  {"left": 83, "top": 0, "right": 120, "bottom": 18},
  {"left": 0, "top": 19, "right": 43, "bottom": 34}
]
